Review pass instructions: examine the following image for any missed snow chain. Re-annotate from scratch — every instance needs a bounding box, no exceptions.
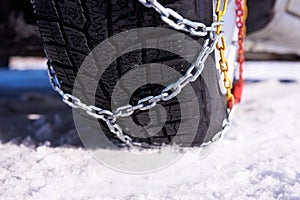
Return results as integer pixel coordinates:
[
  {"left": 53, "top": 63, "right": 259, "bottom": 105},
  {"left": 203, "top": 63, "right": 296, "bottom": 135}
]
[
  {"left": 216, "top": 0, "right": 235, "bottom": 109},
  {"left": 47, "top": 0, "right": 246, "bottom": 148},
  {"left": 233, "top": 0, "right": 247, "bottom": 105}
]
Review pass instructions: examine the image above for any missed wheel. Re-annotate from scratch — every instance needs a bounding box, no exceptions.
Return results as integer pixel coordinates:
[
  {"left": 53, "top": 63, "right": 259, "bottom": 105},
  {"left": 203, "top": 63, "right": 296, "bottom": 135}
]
[{"left": 32, "top": 0, "right": 228, "bottom": 147}]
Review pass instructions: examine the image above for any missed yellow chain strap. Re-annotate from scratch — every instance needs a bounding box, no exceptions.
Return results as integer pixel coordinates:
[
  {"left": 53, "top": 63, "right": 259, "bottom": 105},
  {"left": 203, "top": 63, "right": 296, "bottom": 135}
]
[
  {"left": 243, "top": 0, "right": 248, "bottom": 36},
  {"left": 215, "top": 0, "right": 235, "bottom": 108}
]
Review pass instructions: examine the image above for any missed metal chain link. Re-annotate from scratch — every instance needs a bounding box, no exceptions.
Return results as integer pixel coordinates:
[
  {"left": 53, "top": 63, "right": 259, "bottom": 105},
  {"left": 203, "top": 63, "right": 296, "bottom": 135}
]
[
  {"left": 47, "top": 34, "right": 222, "bottom": 148},
  {"left": 138, "top": 0, "right": 224, "bottom": 37},
  {"left": 232, "top": 0, "right": 247, "bottom": 104},
  {"left": 46, "top": 0, "right": 233, "bottom": 148},
  {"left": 215, "top": 0, "right": 236, "bottom": 109}
]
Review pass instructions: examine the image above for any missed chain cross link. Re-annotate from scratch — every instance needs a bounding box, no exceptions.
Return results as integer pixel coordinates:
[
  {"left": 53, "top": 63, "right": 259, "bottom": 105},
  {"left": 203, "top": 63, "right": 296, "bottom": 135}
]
[{"left": 138, "top": 0, "right": 224, "bottom": 37}]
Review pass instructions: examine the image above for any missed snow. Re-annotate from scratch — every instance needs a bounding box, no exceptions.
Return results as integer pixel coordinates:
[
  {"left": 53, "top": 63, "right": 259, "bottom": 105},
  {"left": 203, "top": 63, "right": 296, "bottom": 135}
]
[
  {"left": 9, "top": 57, "right": 47, "bottom": 70},
  {"left": 1, "top": 61, "right": 300, "bottom": 199}
]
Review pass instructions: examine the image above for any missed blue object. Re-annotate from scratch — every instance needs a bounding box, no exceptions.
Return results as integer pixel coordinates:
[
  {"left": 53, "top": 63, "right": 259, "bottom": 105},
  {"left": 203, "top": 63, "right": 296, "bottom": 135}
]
[{"left": 0, "top": 69, "right": 54, "bottom": 97}]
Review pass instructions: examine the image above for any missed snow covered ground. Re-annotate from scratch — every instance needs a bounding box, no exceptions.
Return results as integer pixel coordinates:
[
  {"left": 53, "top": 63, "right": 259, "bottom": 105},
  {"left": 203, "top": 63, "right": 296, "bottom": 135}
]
[{"left": 0, "top": 61, "right": 300, "bottom": 199}]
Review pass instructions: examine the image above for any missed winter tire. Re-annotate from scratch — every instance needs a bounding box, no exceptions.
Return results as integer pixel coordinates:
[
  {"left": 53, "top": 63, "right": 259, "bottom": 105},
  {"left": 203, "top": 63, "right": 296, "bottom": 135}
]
[{"left": 32, "top": 0, "right": 230, "bottom": 147}]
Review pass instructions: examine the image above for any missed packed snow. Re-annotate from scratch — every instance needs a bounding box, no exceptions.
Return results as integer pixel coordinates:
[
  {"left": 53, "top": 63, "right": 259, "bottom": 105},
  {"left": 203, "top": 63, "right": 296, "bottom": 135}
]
[{"left": 0, "top": 61, "right": 300, "bottom": 199}]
